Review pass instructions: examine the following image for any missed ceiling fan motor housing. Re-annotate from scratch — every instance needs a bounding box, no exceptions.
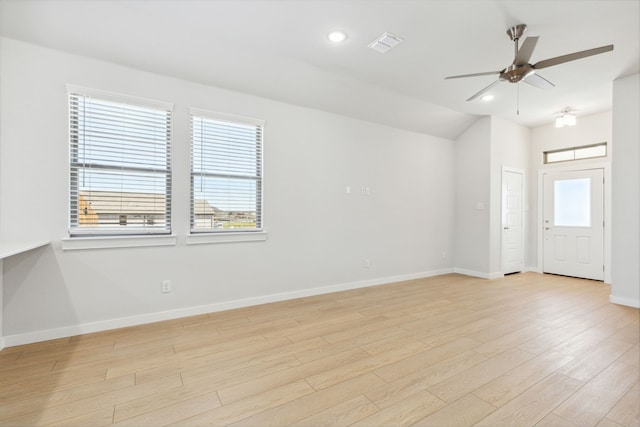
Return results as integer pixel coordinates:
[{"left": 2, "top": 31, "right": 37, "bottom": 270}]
[{"left": 500, "top": 64, "right": 535, "bottom": 83}]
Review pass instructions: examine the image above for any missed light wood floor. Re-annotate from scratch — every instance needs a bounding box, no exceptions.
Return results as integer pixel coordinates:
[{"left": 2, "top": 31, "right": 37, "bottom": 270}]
[{"left": 1, "top": 273, "right": 638, "bottom": 427}]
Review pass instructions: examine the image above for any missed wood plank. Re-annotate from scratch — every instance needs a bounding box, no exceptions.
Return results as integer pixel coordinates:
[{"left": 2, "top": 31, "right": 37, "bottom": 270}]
[
  {"left": 602, "top": 380, "right": 640, "bottom": 427},
  {"left": 114, "top": 382, "right": 221, "bottom": 422},
  {"left": 554, "top": 360, "right": 640, "bottom": 426},
  {"left": 305, "top": 341, "right": 428, "bottom": 390},
  {"left": 411, "top": 394, "right": 496, "bottom": 427},
  {"left": 293, "top": 395, "right": 379, "bottom": 426},
  {"left": 217, "top": 348, "right": 370, "bottom": 404},
  {"left": 473, "top": 351, "right": 574, "bottom": 407},
  {"left": 595, "top": 418, "right": 625, "bottom": 427},
  {"left": 349, "top": 390, "right": 446, "bottom": 427},
  {"left": 1, "top": 374, "right": 182, "bottom": 426},
  {"left": 166, "top": 380, "right": 314, "bottom": 426},
  {"left": 617, "top": 343, "right": 640, "bottom": 367},
  {"left": 0, "top": 374, "right": 134, "bottom": 421},
  {"left": 534, "top": 412, "right": 579, "bottom": 426},
  {"left": 111, "top": 391, "right": 221, "bottom": 426},
  {"left": 557, "top": 338, "right": 635, "bottom": 382},
  {"left": 228, "top": 374, "right": 384, "bottom": 427},
  {"left": 427, "top": 348, "right": 535, "bottom": 403},
  {"left": 46, "top": 406, "right": 115, "bottom": 427},
  {"left": 0, "top": 366, "right": 108, "bottom": 405},
  {"left": 389, "top": 350, "right": 488, "bottom": 390},
  {"left": 182, "top": 353, "right": 303, "bottom": 393},
  {"left": 373, "top": 337, "right": 481, "bottom": 383},
  {"left": 474, "top": 372, "right": 584, "bottom": 427}
]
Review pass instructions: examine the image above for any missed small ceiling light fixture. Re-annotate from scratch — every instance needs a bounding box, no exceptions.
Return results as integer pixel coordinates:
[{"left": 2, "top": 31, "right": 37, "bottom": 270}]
[
  {"left": 555, "top": 108, "right": 577, "bottom": 128},
  {"left": 481, "top": 94, "right": 495, "bottom": 102},
  {"left": 327, "top": 30, "right": 347, "bottom": 43},
  {"left": 368, "top": 32, "right": 404, "bottom": 53}
]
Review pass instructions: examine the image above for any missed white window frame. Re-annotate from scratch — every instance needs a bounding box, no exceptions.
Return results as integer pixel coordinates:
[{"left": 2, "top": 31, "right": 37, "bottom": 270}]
[
  {"left": 188, "top": 108, "right": 265, "bottom": 240},
  {"left": 67, "top": 85, "right": 173, "bottom": 239},
  {"left": 544, "top": 142, "right": 607, "bottom": 164}
]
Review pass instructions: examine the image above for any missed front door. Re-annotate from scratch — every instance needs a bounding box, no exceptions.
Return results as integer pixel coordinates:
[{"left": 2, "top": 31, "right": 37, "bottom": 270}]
[{"left": 543, "top": 169, "right": 604, "bottom": 281}]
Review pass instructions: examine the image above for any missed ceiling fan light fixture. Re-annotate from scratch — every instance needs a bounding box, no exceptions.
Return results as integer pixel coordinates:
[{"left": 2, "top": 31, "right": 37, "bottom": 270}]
[
  {"left": 555, "top": 109, "right": 577, "bottom": 128},
  {"left": 481, "top": 94, "right": 495, "bottom": 102}
]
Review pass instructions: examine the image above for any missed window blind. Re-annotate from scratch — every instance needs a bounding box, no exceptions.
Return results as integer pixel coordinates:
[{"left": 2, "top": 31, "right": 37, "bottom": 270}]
[
  {"left": 190, "top": 110, "right": 263, "bottom": 232},
  {"left": 69, "top": 90, "right": 172, "bottom": 235}
]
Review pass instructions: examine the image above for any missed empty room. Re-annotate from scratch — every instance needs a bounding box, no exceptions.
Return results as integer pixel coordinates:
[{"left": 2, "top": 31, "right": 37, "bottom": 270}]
[{"left": 0, "top": 1, "right": 638, "bottom": 426}]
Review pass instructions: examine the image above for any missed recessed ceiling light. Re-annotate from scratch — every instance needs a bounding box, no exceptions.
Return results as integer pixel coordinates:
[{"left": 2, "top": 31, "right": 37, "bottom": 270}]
[
  {"left": 481, "top": 94, "right": 495, "bottom": 102},
  {"left": 328, "top": 30, "right": 347, "bottom": 43}
]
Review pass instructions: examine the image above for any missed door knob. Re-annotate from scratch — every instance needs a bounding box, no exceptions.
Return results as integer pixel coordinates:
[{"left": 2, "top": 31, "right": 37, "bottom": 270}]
[{"left": 503, "top": 227, "right": 509, "bottom": 230}]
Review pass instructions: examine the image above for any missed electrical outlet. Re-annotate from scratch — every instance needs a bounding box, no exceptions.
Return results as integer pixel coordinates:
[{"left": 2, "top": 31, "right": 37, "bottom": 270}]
[
  {"left": 442, "top": 251, "right": 447, "bottom": 260},
  {"left": 161, "top": 280, "right": 171, "bottom": 293},
  {"left": 364, "top": 258, "right": 371, "bottom": 269}
]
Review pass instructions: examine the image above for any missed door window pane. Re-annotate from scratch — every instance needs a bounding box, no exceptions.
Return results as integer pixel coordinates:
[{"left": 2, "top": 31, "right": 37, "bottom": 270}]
[{"left": 554, "top": 178, "right": 591, "bottom": 227}]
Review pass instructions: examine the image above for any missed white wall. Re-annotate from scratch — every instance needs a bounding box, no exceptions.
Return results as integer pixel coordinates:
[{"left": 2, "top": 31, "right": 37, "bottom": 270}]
[
  {"left": 529, "top": 111, "right": 612, "bottom": 282},
  {"left": 454, "top": 116, "right": 530, "bottom": 279},
  {"left": 611, "top": 73, "right": 640, "bottom": 308},
  {"left": 454, "top": 117, "right": 491, "bottom": 277},
  {"left": 489, "top": 116, "right": 530, "bottom": 275},
  {"left": 0, "top": 38, "right": 456, "bottom": 344},
  {"left": 0, "top": 260, "right": 3, "bottom": 349}
]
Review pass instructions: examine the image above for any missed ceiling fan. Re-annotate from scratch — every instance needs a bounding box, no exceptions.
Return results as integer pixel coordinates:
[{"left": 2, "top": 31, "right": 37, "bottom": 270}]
[{"left": 445, "top": 24, "right": 614, "bottom": 102}]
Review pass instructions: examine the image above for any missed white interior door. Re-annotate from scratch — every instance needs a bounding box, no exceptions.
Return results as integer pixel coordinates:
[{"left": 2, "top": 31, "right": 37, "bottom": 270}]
[
  {"left": 543, "top": 169, "right": 604, "bottom": 281},
  {"left": 502, "top": 168, "right": 524, "bottom": 274}
]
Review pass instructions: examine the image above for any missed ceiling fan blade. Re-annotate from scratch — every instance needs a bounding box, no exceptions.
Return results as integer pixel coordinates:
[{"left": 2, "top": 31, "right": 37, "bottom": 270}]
[
  {"left": 466, "top": 80, "right": 502, "bottom": 101},
  {"left": 523, "top": 72, "right": 555, "bottom": 89},
  {"left": 514, "top": 36, "right": 539, "bottom": 66},
  {"left": 445, "top": 71, "right": 500, "bottom": 80},
  {"left": 533, "top": 44, "right": 614, "bottom": 70}
]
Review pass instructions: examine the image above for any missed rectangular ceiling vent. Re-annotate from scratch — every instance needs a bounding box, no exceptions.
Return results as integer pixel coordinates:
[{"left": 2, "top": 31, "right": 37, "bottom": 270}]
[{"left": 368, "top": 32, "right": 404, "bottom": 53}]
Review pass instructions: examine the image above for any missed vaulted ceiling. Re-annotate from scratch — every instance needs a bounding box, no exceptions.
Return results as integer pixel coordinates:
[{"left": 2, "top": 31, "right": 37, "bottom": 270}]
[{"left": 1, "top": 0, "right": 638, "bottom": 139}]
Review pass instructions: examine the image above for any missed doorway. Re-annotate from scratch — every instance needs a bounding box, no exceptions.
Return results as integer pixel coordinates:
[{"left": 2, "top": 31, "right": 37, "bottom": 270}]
[
  {"left": 543, "top": 169, "right": 604, "bottom": 281},
  {"left": 502, "top": 167, "right": 524, "bottom": 274}
]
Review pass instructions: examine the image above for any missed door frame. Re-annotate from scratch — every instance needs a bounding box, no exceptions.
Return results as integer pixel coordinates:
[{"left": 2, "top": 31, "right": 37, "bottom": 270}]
[
  {"left": 536, "top": 161, "right": 611, "bottom": 283},
  {"left": 502, "top": 166, "right": 525, "bottom": 274}
]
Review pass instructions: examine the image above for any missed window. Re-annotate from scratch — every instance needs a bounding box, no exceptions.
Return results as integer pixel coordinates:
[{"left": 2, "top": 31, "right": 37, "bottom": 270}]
[
  {"left": 544, "top": 143, "right": 607, "bottom": 164},
  {"left": 554, "top": 178, "right": 591, "bottom": 227},
  {"left": 68, "top": 86, "right": 173, "bottom": 236},
  {"left": 190, "top": 109, "right": 264, "bottom": 233}
]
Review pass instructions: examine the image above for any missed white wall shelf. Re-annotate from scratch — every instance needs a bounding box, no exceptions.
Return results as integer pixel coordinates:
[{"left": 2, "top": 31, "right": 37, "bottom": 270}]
[
  {"left": 0, "top": 241, "right": 50, "bottom": 259},
  {"left": 0, "top": 240, "right": 49, "bottom": 350}
]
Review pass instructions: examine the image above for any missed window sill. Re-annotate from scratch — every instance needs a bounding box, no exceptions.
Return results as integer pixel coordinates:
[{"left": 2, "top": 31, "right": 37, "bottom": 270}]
[
  {"left": 62, "top": 234, "right": 177, "bottom": 251},
  {"left": 186, "top": 231, "right": 268, "bottom": 245}
]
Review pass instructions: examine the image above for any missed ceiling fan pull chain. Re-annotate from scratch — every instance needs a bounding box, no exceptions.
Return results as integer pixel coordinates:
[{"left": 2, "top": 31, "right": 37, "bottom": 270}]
[{"left": 516, "top": 82, "right": 520, "bottom": 116}]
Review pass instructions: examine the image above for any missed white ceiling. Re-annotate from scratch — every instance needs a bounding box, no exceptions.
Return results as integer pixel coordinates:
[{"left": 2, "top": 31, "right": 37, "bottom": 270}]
[{"left": 1, "top": 0, "right": 638, "bottom": 139}]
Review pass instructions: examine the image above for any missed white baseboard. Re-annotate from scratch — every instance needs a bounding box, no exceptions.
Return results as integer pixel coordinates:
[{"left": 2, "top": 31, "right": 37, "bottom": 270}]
[
  {"left": 610, "top": 294, "right": 640, "bottom": 309},
  {"left": 453, "top": 268, "right": 492, "bottom": 279},
  {"left": 0, "top": 337, "right": 4, "bottom": 352},
  {"left": 3, "top": 268, "right": 455, "bottom": 348},
  {"left": 524, "top": 266, "right": 542, "bottom": 273}
]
